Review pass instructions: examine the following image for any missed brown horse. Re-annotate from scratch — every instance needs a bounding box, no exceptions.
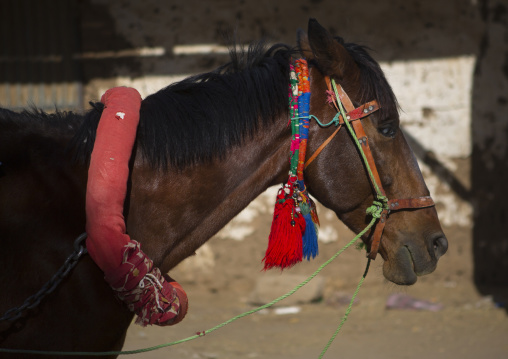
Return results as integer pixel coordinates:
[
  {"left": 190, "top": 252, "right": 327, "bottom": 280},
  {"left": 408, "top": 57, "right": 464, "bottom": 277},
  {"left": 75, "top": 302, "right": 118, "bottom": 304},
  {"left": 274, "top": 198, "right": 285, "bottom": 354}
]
[{"left": 0, "top": 19, "right": 447, "bottom": 357}]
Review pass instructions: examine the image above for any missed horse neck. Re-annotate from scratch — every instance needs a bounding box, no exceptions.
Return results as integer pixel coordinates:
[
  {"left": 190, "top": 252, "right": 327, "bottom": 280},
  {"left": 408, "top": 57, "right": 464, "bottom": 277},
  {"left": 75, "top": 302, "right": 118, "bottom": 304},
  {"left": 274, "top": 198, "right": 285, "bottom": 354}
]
[{"left": 127, "top": 117, "right": 291, "bottom": 271}]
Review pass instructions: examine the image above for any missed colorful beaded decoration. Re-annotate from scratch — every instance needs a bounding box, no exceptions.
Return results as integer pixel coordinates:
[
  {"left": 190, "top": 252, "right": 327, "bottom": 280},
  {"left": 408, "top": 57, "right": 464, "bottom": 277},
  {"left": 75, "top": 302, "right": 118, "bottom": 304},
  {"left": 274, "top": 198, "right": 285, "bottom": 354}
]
[{"left": 263, "top": 59, "right": 319, "bottom": 270}]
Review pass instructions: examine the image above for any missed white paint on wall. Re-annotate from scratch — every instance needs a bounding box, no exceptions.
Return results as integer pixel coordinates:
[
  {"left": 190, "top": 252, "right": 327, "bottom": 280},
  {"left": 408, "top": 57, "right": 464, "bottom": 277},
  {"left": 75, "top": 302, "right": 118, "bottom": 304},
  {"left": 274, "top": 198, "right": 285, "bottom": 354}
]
[
  {"left": 420, "top": 162, "right": 473, "bottom": 227},
  {"left": 216, "top": 187, "right": 278, "bottom": 241},
  {"left": 77, "top": 47, "right": 165, "bottom": 59},
  {"left": 95, "top": 74, "right": 190, "bottom": 100},
  {"left": 381, "top": 55, "right": 475, "bottom": 159},
  {"left": 317, "top": 225, "right": 339, "bottom": 244},
  {"left": 381, "top": 55, "right": 475, "bottom": 226},
  {"left": 173, "top": 44, "right": 231, "bottom": 55}
]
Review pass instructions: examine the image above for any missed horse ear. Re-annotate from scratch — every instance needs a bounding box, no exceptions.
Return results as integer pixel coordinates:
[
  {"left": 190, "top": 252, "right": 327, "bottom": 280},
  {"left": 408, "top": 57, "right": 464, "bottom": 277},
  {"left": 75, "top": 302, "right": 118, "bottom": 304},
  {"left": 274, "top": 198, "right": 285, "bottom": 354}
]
[
  {"left": 297, "top": 28, "right": 313, "bottom": 60},
  {"left": 306, "top": 18, "right": 356, "bottom": 79}
]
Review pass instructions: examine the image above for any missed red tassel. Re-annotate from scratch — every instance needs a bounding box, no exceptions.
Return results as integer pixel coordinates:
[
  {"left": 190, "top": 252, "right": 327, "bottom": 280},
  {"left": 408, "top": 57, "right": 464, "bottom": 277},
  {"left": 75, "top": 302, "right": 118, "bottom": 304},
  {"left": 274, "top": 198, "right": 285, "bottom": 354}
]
[{"left": 263, "top": 188, "right": 306, "bottom": 270}]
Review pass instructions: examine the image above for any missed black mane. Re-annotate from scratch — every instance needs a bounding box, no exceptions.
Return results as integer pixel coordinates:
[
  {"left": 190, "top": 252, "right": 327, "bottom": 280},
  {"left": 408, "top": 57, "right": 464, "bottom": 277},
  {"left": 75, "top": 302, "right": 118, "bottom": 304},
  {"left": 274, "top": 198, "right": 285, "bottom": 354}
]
[{"left": 72, "top": 43, "right": 293, "bottom": 170}]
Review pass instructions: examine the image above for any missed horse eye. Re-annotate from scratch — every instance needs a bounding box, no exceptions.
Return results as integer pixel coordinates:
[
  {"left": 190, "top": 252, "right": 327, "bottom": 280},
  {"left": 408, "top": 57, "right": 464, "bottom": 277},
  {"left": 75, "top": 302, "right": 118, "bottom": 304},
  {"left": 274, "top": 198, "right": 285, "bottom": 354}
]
[{"left": 379, "top": 126, "right": 396, "bottom": 138}]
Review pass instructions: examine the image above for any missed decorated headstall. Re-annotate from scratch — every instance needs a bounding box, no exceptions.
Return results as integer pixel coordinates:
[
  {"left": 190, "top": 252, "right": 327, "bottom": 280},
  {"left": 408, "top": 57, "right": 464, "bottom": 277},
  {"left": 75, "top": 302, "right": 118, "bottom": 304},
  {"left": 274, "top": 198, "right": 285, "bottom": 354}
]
[
  {"left": 263, "top": 58, "right": 436, "bottom": 269},
  {"left": 263, "top": 59, "right": 319, "bottom": 270}
]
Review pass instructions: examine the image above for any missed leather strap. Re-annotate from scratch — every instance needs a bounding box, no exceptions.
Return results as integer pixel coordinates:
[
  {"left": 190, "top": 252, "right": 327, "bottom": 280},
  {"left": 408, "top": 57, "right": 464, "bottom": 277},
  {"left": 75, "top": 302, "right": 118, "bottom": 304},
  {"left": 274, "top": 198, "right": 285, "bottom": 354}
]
[
  {"left": 322, "top": 101, "right": 380, "bottom": 126},
  {"left": 388, "top": 196, "right": 435, "bottom": 210},
  {"left": 304, "top": 84, "right": 379, "bottom": 170},
  {"left": 305, "top": 125, "right": 341, "bottom": 169},
  {"left": 322, "top": 76, "right": 435, "bottom": 260},
  {"left": 367, "top": 196, "right": 435, "bottom": 259},
  {"left": 327, "top": 79, "right": 386, "bottom": 197},
  {"left": 367, "top": 210, "right": 388, "bottom": 260},
  {"left": 346, "top": 100, "right": 380, "bottom": 121},
  {"left": 325, "top": 76, "right": 340, "bottom": 112}
]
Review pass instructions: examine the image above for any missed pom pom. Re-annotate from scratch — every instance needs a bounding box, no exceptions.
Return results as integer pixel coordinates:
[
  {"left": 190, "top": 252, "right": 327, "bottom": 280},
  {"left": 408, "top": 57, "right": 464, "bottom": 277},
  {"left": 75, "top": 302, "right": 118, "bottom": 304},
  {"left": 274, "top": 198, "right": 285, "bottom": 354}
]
[
  {"left": 263, "top": 188, "right": 305, "bottom": 270},
  {"left": 302, "top": 213, "right": 319, "bottom": 260}
]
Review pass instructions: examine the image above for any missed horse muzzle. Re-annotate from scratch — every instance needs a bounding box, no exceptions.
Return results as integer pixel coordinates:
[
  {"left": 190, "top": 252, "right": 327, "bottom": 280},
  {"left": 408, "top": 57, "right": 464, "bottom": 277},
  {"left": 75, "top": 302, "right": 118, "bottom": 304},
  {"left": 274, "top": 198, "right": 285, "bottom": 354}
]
[{"left": 380, "top": 228, "right": 448, "bottom": 285}]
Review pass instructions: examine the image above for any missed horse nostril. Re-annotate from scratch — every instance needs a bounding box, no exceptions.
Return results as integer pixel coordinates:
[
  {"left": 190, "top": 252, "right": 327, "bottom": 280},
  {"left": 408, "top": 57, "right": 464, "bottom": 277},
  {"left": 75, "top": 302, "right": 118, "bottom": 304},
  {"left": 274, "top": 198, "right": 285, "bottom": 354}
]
[{"left": 433, "top": 236, "right": 448, "bottom": 258}]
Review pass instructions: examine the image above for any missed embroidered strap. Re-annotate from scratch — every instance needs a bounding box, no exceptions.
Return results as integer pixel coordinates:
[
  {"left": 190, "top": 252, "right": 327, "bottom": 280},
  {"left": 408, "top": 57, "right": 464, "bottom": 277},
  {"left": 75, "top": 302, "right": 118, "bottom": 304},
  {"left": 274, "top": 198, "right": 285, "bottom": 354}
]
[
  {"left": 105, "top": 240, "right": 188, "bottom": 327},
  {"left": 264, "top": 59, "right": 319, "bottom": 270}
]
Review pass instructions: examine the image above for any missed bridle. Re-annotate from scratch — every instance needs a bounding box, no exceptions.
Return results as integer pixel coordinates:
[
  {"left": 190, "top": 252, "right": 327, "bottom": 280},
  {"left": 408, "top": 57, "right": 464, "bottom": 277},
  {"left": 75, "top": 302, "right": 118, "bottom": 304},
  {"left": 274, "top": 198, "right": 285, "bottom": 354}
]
[{"left": 305, "top": 74, "right": 435, "bottom": 260}]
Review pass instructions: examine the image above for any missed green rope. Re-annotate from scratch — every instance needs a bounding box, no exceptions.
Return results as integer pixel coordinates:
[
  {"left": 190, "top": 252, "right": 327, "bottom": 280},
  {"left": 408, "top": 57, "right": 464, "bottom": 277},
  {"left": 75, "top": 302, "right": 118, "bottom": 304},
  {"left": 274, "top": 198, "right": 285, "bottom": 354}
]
[
  {"left": 366, "top": 199, "right": 388, "bottom": 219},
  {"left": 292, "top": 114, "right": 341, "bottom": 128},
  {"left": 0, "top": 217, "right": 377, "bottom": 358},
  {"left": 318, "top": 258, "right": 371, "bottom": 359}
]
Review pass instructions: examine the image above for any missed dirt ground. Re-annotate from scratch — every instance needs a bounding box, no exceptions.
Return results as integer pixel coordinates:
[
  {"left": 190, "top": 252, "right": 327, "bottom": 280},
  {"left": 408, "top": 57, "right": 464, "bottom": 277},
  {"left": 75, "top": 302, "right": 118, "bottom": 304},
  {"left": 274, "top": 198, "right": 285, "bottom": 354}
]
[{"left": 122, "top": 205, "right": 508, "bottom": 359}]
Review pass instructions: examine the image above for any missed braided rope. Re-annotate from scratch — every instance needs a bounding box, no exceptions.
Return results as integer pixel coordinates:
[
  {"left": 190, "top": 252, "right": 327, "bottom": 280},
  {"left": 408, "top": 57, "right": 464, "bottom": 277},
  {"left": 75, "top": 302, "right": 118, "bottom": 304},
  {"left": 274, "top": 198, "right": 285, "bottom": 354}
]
[{"left": 318, "top": 258, "right": 371, "bottom": 358}]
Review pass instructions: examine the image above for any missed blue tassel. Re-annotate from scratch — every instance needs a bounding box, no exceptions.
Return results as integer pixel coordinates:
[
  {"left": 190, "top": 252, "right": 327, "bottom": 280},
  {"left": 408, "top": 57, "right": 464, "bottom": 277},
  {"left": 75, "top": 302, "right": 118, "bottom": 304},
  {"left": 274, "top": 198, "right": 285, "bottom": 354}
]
[{"left": 302, "top": 213, "right": 318, "bottom": 260}]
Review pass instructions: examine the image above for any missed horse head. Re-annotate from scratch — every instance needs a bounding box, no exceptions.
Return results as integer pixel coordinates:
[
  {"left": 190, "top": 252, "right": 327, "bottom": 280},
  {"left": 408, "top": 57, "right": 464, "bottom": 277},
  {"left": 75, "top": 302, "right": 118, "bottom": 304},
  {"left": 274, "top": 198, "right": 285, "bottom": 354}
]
[{"left": 299, "top": 19, "right": 447, "bottom": 285}]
